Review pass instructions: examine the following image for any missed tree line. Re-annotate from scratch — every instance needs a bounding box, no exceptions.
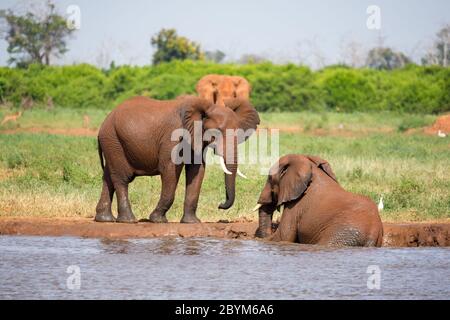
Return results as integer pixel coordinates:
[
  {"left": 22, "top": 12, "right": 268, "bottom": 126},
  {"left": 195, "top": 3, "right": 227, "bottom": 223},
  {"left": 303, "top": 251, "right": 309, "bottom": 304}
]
[{"left": 0, "top": 61, "right": 448, "bottom": 114}]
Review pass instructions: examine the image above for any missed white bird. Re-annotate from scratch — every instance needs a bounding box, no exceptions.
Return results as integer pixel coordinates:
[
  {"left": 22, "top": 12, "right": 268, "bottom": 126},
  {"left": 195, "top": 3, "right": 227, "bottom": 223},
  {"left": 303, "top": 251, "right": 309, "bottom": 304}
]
[
  {"left": 438, "top": 130, "right": 447, "bottom": 138},
  {"left": 378, "top": 196, "right": 384, "bottom": 212}
]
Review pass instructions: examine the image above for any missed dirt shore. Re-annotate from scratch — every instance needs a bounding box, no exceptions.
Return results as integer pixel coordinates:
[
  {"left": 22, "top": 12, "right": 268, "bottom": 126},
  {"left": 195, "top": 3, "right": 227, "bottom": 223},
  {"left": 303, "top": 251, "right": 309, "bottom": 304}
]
[{"left": 1, "top": 217, "right": 449, "bottom": 247}]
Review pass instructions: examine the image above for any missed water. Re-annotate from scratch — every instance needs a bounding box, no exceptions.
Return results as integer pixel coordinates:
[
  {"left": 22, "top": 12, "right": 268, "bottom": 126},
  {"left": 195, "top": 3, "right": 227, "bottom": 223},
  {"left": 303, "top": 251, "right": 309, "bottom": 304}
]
[{"left": 0, "top": 236, "right": 449, "bottom": 300}]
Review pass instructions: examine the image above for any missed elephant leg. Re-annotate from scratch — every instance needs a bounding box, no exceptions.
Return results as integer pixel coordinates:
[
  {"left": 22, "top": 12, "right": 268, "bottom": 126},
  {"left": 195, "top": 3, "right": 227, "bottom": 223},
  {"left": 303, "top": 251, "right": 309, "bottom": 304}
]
[
  {"left": 94, "top": 167, "right": 116, "bottom": 222},
  {"left": 149, "top": 165, "right": 182, "bottom": 223},
  {"left": 181, "top": 163, "right": 205, "bottom": 224},
  {"left": 317, "top": 227, "right": 366, "bottom": 247},
  {"left": 255, "top": 205, "right": 275, "bottom": 238},
  {"left": 269, "top": 207, "right": 298, "bottom": 242},
  {"left": 114, "top": 178, "right": 137, "bottom": 224}
]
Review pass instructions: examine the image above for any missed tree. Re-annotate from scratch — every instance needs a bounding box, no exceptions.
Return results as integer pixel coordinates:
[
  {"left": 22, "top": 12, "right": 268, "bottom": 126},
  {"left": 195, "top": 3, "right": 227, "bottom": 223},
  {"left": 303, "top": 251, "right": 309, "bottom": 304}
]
[
  {"left": 150, "top": 28, "right": 204, "bottom": 65},
  {"left": 365, "top": 47, "right": 411, "bottom": 70},
  {"left": 422, "top": 25, "right": 450, "bottom": 67},
  {"left": 238, "top": 54, "right": 267, "bottom": 64},
  {"left": 339, "top": 39, "right": 366, "bottom": 68},
  {"left": 0, "top": 1, "right": 74, "bottom": 67},
  {"left": 205, "top": 50, "right": 225, "bottom": 63}
]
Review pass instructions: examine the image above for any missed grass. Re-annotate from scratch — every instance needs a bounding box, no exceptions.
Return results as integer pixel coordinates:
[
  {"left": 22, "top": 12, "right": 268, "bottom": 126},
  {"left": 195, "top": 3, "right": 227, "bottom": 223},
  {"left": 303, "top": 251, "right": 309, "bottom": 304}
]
[
  {"left": 0, "top": 108, "right": 108, "bottom": 130},
  {"left": 260, "top": 111, "right": 437, "bottom": 133},
  {"left": 0, "top": 107, "right": 438, "bottom": 133},
  {"left": 0, "top": 108, "right": 449, "bottom": 222}
]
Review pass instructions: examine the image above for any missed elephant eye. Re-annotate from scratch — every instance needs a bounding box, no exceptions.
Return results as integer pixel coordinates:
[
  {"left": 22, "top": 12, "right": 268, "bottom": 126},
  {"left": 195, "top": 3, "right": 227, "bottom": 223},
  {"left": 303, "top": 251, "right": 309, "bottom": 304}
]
[{"left": 280, "top": 166, "right": 288, "bottom": 177}]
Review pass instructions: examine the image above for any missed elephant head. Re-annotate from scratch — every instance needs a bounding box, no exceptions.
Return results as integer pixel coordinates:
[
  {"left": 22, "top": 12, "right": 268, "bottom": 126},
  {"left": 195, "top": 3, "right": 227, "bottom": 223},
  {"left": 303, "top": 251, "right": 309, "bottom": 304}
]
[
  {"left": 180, "top": 96, "right": 260, "bottom": 210},
  {"left": 196, "top": 75, "right": 252, "bottom": 107},
  {"left": 254, "top": 154, "right": 337, "bottom": 238}
]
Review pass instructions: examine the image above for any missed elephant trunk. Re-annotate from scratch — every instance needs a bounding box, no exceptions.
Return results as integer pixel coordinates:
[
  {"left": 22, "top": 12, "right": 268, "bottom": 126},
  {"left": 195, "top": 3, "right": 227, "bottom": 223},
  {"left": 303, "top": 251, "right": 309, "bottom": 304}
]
[
  {"left": 255, "top": 205, "right": 275, "bottom": 238},
  {"left": 218, "top": 139, "right": 237, "bottom": 210}
]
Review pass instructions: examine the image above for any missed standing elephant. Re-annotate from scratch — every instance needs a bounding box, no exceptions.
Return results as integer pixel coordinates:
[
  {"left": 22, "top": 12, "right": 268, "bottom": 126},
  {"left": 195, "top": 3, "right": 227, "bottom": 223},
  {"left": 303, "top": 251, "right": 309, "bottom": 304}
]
[
  {"left": 95, "top": 95, "right": 260, "bottom": 224},
  {"left": 254, "top": 154, "right": 383, "bottom": 247},
  {"left": 196, "top": 75, "right": 251, "bottom": 107}
]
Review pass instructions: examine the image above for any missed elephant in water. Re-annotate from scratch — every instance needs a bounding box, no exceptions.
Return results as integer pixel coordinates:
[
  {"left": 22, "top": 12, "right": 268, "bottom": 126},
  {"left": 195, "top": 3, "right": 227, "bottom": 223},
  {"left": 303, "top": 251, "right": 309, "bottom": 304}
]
[
  {"left": 254, "top": 154, "right": 383, "bottom": 247},
  {"left": 95, "top": 95, "right": 260, "bottom": 224},
  {"left": 196, "top": 74, "right": 251, "bottom": 107}
]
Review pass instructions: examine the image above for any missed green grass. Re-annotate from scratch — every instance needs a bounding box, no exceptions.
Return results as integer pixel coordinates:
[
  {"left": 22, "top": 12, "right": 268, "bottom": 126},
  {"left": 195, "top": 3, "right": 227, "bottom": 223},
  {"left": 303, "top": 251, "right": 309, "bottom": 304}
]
[
  {"left": 1, "top": 107, "right": 437, "bottom": 133},
  {"left": 0, "top": 109, "right": 449, "bottom": 222},
  {"left": 260, "top": 111, "right": 437, "bottom": 133},
  {"left": 0, "top": 108, "right": 108, "bottom": 130}
]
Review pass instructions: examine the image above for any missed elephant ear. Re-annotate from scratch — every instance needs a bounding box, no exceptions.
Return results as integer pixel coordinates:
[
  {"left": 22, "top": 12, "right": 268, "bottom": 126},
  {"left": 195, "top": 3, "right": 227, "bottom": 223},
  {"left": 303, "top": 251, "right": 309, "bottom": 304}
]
[
  {"left": 196, "top": 75, "right": 219, "bottom": 104},
  {"left": 231, "top": 76, "right": 252, "bottom": 99},
  {"left": 224, "top": 98, "right": 260, "bottom": 143},
  {"left": 273, "top": 156, "right": 312, "bottom": 206},
  {"left": 179, "top": 96, "right": 212, "bottom": 139},
  {"left": 306, "top": 155, "right": 338, "bottom": 183}
]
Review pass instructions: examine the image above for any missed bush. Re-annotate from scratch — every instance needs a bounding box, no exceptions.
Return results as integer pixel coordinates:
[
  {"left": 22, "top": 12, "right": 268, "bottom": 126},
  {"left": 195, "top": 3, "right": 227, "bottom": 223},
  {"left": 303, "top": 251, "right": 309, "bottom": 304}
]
[
  {"left": 0, "top": 61, "right": 448, "bottom": 114},
  {"left": 315, "top": 68, "right": 377, "bottom": 112}
]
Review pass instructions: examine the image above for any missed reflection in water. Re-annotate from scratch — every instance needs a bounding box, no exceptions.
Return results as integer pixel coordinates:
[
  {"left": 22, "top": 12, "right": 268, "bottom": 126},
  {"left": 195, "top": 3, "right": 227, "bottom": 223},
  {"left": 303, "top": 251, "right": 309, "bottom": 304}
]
[{"left": 0, "top": 236, "right": 449, "bottom": 300}]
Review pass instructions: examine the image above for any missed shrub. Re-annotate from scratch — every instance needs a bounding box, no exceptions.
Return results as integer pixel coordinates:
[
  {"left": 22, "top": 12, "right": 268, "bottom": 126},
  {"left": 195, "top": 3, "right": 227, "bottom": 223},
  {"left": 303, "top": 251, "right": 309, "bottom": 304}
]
[{"left": 0, "top": 61, "right": 448, "bottom": 113}]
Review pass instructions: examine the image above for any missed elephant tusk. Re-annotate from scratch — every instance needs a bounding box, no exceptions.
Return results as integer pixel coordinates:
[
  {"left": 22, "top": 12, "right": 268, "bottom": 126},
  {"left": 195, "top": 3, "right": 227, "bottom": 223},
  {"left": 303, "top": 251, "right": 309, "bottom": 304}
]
[
  {"left": 219, "top": 156, "right": 232, "bottom": 175},
  {"left": 278, "top": 204, "right": 284, "bottom": 214},
  {"left": 237, "top": 168, "right": 247, "bottom": 179},
  {"left": 252, "top": 203, "right": 262, "bottom": 212}
]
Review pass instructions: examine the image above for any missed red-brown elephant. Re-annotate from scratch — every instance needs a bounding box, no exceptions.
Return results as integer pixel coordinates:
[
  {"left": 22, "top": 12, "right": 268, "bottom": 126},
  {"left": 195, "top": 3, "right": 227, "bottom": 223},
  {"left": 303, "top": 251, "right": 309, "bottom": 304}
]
[
  {"left": 196, "top": 75, "right": 251, "bottom": 107},
  {"left": 254, "top": 154, "right": 383, "bottom": 247},
  {"left": 95, "top": 95, "right": 259, "bottom": 224}
]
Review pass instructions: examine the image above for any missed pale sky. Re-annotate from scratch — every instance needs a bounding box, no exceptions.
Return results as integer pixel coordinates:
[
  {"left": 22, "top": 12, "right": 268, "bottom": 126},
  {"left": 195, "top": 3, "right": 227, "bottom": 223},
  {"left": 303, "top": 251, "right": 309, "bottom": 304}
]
[{"left": 0, "top": 0, "right": 449, "bottom": 67}]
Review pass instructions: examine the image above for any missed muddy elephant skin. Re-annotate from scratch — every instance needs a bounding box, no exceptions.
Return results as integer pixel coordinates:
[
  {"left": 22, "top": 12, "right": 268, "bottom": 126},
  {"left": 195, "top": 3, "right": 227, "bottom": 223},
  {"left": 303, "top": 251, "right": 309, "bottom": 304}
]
[
  {"left": 255, "top": 154, "right": 383, "bottom": 247},
  {"left": 95, "top": 96, "right": 259, "bottom": 224},
  {"left": 196, "top": 74, "right": 251, "bottom": 107}
]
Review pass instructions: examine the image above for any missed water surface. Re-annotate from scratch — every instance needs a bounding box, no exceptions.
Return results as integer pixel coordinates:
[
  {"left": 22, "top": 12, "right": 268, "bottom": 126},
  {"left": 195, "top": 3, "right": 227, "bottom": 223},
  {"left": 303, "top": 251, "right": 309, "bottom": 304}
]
[{"left": 0, "top": 236, "right": 449, "bottom": 299}]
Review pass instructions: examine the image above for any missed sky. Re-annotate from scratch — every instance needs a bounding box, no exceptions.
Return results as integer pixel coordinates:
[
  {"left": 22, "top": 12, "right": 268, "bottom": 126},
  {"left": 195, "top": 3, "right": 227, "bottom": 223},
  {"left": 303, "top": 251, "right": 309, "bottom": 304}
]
[{"left": 0, "top": 0, "right": 449, "bottom": 67}]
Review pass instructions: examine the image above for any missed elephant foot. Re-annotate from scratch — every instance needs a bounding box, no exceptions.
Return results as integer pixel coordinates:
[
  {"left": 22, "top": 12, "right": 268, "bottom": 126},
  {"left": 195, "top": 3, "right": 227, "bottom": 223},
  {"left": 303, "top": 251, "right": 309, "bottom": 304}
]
[
  {"left": 116, "top": 211, "right": 137, "bottom": 224},
  {"left": 255, "top": 223, "right": 274, "bottom": 238},
  {"left": 149, "top": 212, "right": 168, "bottom": 223},
  {"left": 180, "top": 214, "right": 201, "bottom": 224},
  {"left": 94, "top": 211, "right": 116, "bottom": 223},
  {"left": 255, "top": 227, "right": 271, "bottom": 239}
]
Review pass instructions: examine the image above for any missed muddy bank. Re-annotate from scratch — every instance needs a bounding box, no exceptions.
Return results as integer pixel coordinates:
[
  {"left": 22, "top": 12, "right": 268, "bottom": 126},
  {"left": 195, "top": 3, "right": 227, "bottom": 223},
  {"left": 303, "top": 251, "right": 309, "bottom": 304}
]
[{"left": 0, "top": 217, "right": 449, "bottom": 247}]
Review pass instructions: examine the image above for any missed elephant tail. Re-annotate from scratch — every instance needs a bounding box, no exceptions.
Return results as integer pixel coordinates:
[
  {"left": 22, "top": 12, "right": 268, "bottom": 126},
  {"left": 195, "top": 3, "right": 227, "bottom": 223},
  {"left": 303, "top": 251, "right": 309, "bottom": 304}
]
[{"left": 98, "top": 137, "right": 105, "bottom": 171}]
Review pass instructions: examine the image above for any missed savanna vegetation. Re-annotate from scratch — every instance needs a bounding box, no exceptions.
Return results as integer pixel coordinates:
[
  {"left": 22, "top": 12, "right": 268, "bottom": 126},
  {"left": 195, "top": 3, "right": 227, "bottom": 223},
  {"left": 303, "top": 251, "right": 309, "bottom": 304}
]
[
  {"left": 1, "top": 110, "right": 449, "bottom": 222},
  {"left": 0, "top": 3, "right": 448, "bottom": 223}
]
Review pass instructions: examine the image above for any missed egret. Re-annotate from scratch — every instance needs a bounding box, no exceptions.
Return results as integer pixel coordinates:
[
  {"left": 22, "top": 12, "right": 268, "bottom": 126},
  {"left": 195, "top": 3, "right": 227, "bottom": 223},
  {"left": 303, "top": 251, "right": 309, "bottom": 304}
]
[{"left": 378, "top": 196, "right": 384, "bottom": 212}]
